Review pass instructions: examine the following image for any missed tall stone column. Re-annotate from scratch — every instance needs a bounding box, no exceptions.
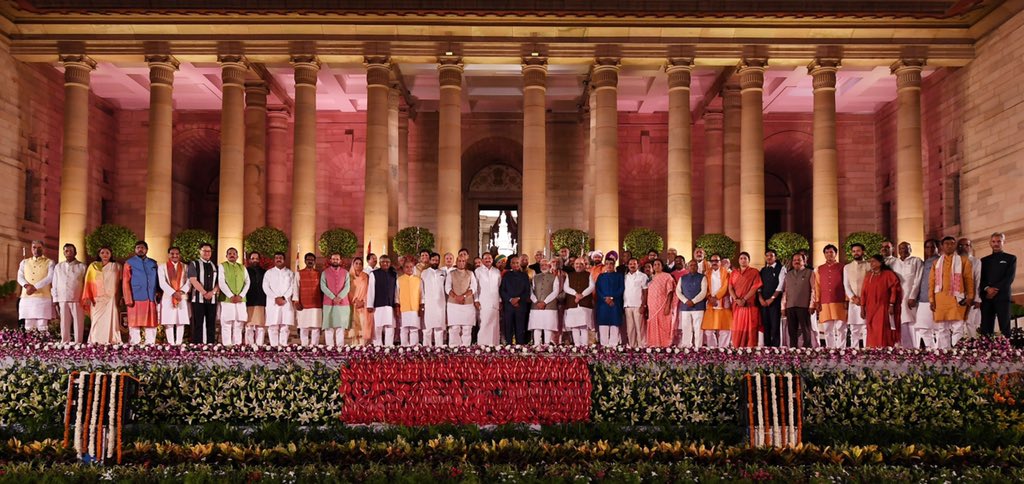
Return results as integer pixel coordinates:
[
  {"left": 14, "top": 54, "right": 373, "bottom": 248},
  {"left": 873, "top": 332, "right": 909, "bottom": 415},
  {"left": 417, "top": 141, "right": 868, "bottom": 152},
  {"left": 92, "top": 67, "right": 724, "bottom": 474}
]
[
  {"left": 243, "top": 81, "right": 268, "bottom": 235},
  {"left": 265, "top": 108, "right": 290, "bottom": 233},
  {"left": 810, "top": 59, "right": 841, "bottom": 266},
  {"left": 217, "top": 56, "right": 247, "bottom": 254},
  {"left": 142, "top": 55, "right": 178, "bottom": 262},
  {"left": 893, "top": 59, "right": 926, "bottom": 254},
  {"left": 739, "top": 58, "right": 767, "bottom": 257},
  {"left": 397, "top": 106, "right": 410, "bottom": 230},
  {"left": 290, "top": 55, "right": 320, "bottom": 263},
  {"left": 521, "top": 58, "right": 548, "bottom": 257},
  {"left": 363, "top": 58, "right": 391, "bottom": 257},
  {"left": 387, "top": 86, "right": 400, "bottom": 244},
  {"left": 57, "top": 55, "right": 96, "bottom": 256},
  {"left": 583, "top": 91, "right": 596, "bottom": 236},
  {"left": 436, "top": 57, "right": 463, "bottom": 254},
  {"left": 722, "top": 84, "right": 742, "bottom": 240},
  {"left": 666, "top": 59, "right": 693, "bottom": 258},
  {"left": 703, "top": 107, "right": 724, "bottom": 234},
  {"left": 592, "top": 59, "right": 620, "bottom": 253}
]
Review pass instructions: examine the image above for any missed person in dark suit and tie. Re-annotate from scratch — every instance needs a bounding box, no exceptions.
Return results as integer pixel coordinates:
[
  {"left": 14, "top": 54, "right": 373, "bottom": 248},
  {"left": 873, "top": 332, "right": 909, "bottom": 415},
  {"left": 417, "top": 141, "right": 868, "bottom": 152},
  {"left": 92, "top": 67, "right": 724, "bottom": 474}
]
[{"left": 980, "top": 232, "right": 1017, "bottom": 337}]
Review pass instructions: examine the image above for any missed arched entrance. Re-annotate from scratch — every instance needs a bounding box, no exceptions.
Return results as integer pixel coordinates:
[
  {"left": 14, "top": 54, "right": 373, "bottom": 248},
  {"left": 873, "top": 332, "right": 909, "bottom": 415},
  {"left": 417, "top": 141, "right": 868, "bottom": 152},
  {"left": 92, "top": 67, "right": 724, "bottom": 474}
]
[
  {"left": 172, "top": 127, "right": 221, "bottom": 237},
  {"left": 461, "top": 137, "right": 524, "bottom": 254}
]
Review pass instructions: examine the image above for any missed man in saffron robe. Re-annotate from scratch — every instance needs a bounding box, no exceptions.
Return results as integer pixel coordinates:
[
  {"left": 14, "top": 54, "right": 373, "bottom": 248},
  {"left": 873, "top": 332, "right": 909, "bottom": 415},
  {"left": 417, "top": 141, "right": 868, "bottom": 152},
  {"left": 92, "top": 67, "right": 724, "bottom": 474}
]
[
  {"left": 929, "top": 236, "right": 975, "bottom": 348},
  {"left": 366, "top": 255, "right": 399, "bottom": 346},
  {"left": 500, "top": 255, "right": 533, "bottom": 345},
  {"left": 396, "top": 260, "right": 424, "bottom": 346},
  {"left": 702, "top": 254, "right": 732, "bottom": 348},
  {"left": 729, "top": 252, "right": 763, "bottom": 348},
  {"left": 320, "top": 253, "right": 350, "bottom": 348},
  {"left": 18, "top": 240, "right": 55, "bottom": 333},
  {"left": 595, "top": 259, "right": 625, "bottom": 347},
  {"left": 293, "top": 253, "right": 323, "bottom": 347},
  {"left": 860, "top": 255, "right": 902, "bottom": 347},
  {"left": 218, "top": 247, "right": 250, "bottom": 347},
  {"left": 123, "top": 240, "right": 159, "bottom": 345},
  {"left": 158, "top": 247, "right": 190, "bottom": 346},
  {"left": 814, "top": 244, "right": 847, "bottom": 348}
]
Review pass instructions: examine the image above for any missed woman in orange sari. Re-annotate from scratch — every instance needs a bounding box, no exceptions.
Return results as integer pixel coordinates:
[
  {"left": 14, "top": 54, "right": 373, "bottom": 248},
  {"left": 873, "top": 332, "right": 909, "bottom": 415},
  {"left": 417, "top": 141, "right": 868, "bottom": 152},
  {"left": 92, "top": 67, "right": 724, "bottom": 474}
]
[
  {"left": 82, "top": 247, "right": 123, "bottom": 345},
  {"left": 860, "top": 254, "right": 902, "bottom": 347},
  {"left": 729, "top": 252, "right": 763, "bottom": 348},
  {"left": 347, "top": 257, "right": 371, "bottom": 345},
  {"left": 646, "top": 259, "right": 677, "bottom": 347}
]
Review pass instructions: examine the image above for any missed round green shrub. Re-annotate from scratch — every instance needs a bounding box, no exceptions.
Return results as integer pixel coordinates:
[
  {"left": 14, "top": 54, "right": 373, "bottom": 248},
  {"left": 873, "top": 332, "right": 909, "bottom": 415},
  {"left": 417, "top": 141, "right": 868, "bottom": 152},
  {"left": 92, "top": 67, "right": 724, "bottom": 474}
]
[
  {"left": 318, "top": 228, "right": 360, "bottom": 258},
  {"left": 244, "top": 227, "right": 289, "bottom": 264},
  {"left": 845, "top": 231, "right": 886, "bottom": 261},
  {"left": 622, "top": 228, "right": 664, "bottom": 256},
  {"left": 393, "top": 227, "right": 435, "bottom": 257},
  {"left": 172, "top": 229, "right": 216, "bottom": 263},
  {"left": 768, "top": 232, "right": 811, "bottom": 263},
  {"left": 695, "top": 233, "right": 738, "bottom": 262},
  {"left": 85, "top": 224, "right": 137, "bottom": 261},
  {"left": 551, "top": 228, "right": 591, "bottom": 258}
]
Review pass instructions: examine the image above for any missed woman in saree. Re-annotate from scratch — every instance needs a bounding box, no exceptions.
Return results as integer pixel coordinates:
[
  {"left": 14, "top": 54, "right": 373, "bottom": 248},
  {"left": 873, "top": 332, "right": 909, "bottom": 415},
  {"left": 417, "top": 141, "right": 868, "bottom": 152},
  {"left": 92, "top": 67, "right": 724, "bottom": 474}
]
[
  {"left": 82, "top": 247, "right": 123, "bottom": 345},
  {"left": 646, "top": 259, "right": 677, "bottom": 347},
  {"left": 347, "top": 257, "right": 371, "bottom": 345}
]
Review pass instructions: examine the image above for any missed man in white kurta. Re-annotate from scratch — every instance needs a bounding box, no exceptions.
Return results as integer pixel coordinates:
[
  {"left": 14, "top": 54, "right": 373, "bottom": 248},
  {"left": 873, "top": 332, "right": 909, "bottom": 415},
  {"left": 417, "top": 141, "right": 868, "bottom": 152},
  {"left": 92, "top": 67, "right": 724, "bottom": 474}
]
[
  {"left": 420, "top": 253, "right": 448, "bottom": 347},
  {"left": 529, "top": 258, "right": 561, "bottom": 346},
  {"left": 562, "top": 258, "right": 595, "bottom": 346},
  {"left": 445, "top": 257, "right": 477, "bottom": 347},
  {"left": 158, "top": 247, "right": 191, "bottom": 345},
  {"left": 18, "top": 240, "right": 55, "bottom": 333},
  {"left": 366, "top": 255, "right": 399, "bottom": 346},
  {"left": 958, "top": 238, "right": 983, "bottom": 339},
  {"left": 843, "top": 244, "right": 871, "bottom": 348},
  {"left": 891, "top": 242, "right": 924, "bottom": 349},
  {"left": 262, "top": 254, "right": 295, "bottom": 347},
  {"left": 51, "top": 243, "right": 86, "bottom": 343},
  {"left": 474, "top": 253, "right": 502, "bottom": 346},
  {"left": 219, "top": 248, "right": 251, "bottom": 347}
]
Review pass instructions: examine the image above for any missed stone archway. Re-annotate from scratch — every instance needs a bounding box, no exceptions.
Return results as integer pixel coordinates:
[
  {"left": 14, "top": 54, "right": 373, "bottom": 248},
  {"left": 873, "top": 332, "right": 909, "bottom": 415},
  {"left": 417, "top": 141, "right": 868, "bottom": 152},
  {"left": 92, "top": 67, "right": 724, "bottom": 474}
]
[
  {"left": 461, "top": 136, "right": 524, "bottom": 252},
  {"left": 172, "top": 127, "right": 221, "bottom": 236}
]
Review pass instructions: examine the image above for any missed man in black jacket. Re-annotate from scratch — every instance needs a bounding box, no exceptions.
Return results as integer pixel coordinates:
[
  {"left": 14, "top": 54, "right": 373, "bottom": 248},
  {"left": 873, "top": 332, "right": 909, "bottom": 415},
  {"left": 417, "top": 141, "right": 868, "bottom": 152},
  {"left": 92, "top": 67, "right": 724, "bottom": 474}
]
[
  {"left": 980, "top": 232, "right": 1017, "bottom": 337},
  {"left": 500, "top": 255, "right": 533, "bottom": 345}
]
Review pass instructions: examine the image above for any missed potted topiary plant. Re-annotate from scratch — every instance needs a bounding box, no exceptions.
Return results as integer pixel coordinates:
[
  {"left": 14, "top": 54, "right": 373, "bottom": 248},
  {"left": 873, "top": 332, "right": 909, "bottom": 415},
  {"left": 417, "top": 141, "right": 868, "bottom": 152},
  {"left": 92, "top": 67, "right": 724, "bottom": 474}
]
[
  {"left": 695, "top": 233, "right": 738, "bottom": 262},
  {"left": 85, "top": 224, "right": 138, "bottom": 261},
  {"left": 172, "top": 229, "right": 216, "bottom": 263},
  {"left": 551, "top": 228, "right": 591, "bottom": 258},
  {"left": 393, "top": 226, "right": 435, "bottom": 257},
  {"left": 244, "top": 226, "right": 289, "bottom": 268},
  {"left": 844, "top": 231, "right": 886, "bottom": 261},
  {"left": 622, "top": 228, "right": 665, "bottom": 257},
  {"left": 318, "top": 228, "right": 360, "bottom": 258},
  {"left": 767, "top": 232, "right": 811, "bottom": 264}
]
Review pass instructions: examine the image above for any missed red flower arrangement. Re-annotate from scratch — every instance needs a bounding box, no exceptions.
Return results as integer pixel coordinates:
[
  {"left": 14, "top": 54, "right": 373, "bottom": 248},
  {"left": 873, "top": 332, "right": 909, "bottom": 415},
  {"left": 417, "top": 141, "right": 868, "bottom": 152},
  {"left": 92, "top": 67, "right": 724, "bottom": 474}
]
[{"left": 339, "top": 355, "right": 592, "bottom": 425}]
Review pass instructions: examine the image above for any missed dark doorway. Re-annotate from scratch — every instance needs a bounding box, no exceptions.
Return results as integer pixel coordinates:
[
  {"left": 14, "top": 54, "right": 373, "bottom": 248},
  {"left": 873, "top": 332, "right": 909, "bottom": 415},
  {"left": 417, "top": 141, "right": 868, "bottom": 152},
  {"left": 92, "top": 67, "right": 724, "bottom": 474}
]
[
  {"left": 766, "top": 209, "right": 783, "bottom": 243},
  {"left": 478, "top": 205, "right": 519, "bottom": 257}
]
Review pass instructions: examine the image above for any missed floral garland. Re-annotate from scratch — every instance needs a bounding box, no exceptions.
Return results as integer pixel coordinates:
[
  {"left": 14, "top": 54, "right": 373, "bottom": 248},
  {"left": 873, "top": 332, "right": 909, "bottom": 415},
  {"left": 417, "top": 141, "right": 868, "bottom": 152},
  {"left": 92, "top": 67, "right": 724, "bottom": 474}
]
[
  {"left": 62, "top": 371, "right": 138, "bottom": 464},
  {"left": 743, "top": 372, "right": 802, "bottom": 448}
]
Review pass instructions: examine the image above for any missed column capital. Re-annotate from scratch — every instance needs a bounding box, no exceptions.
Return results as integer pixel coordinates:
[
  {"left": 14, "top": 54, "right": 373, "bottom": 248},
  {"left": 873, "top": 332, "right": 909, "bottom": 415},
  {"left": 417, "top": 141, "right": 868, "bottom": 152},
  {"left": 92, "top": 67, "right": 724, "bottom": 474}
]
[
  {"left": 703, "top": 107, "right": 724, "bottom": 130},
  {"left": 591, "top": 58, "right": 620, "bottom": 89},
  {"left": 438, "top": 56, "right": 464, "bottom": 88},
  {"left": 219, "top": 56, "right": 248, "bottom": 88},
  {"left": 59, "top": 54, "right": 96, "bottom": 87},
  {"left": 809, "top": 58, "right": 841, "bottom": 91},
  {"left": 291, "top": 55, "right": 320, "bottom": 87},
  {"left": 267, "top": 107, "right": 291, "bottom": 128},
  {"left": 522, "top": 60, "right": 547, "bottom": 89},
  {"left": 365, "top": 58, "right": 392, "bottom": 87},
  {"left": 891, "top": 59, "right": 925, "bottom": 89},
  {"left": 738, "top": 58, "right": 767, "bottom": 91},
  {"left": 666, "top": 58, "right": 693, "bottom": 90},
  {"left": 245, "top": 81, "right": 269, "bottom": 109},
  {"left": 145, "top": 55, "right": 179, "bottom": 87}
]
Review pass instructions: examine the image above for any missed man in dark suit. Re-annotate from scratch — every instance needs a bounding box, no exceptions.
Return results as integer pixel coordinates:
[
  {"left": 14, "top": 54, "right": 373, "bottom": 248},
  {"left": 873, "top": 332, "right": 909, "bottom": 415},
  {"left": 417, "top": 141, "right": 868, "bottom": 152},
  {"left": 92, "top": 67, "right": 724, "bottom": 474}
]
[{"left": 980, "top": 232, "right": 1017, "bottom": 337}]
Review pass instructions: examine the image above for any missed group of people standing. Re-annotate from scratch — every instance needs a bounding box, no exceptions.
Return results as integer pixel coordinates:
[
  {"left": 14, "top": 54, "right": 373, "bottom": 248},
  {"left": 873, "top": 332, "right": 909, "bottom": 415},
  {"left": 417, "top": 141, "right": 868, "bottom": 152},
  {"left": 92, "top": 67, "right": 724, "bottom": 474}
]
[{"left": 14, "top": 231, "right": 1017, "bottom": 349}]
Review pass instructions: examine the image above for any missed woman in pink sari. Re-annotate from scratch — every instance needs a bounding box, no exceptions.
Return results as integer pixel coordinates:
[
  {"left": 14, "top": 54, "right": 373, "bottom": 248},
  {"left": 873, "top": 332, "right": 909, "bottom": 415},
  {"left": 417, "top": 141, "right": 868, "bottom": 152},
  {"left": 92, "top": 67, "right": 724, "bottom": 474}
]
[
  {"left": 646, "top": 259, "right": 677, "bottom": 347},
  {"left": 347, "top": 257, "right": 371, "bottom": 345}
]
